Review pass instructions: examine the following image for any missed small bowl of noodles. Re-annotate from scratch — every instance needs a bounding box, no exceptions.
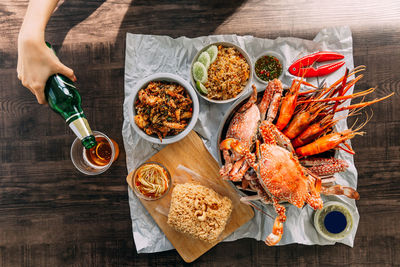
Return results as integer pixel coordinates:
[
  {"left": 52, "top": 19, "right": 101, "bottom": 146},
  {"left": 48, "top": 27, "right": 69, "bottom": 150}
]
[{"left": 133, "top": 162, "right": 171, "bottom": 201}]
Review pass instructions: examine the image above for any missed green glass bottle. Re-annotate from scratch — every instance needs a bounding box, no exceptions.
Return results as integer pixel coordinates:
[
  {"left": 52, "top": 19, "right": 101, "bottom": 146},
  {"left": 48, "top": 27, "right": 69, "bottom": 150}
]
[{"left": 44, "top": 42, "right": 97, "bottom": 149}]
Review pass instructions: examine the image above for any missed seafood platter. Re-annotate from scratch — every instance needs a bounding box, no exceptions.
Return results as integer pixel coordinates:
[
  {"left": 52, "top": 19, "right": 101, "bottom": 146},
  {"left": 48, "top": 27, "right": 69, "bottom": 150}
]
[
  {"left": 123, "top": 31, "right": 394, "bottom": 257},
  {"left": 217, "top": 66, "right": 393, "bottom": 245}
]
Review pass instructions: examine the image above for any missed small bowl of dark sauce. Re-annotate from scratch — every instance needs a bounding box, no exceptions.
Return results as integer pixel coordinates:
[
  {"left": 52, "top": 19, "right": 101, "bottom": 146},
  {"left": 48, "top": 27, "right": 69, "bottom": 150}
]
[
  {"left": 253, "top": 51, "right": 284, "bottom": 84},
  {"left": 314, "top": 201, "right": 354, "bottom": 241}
]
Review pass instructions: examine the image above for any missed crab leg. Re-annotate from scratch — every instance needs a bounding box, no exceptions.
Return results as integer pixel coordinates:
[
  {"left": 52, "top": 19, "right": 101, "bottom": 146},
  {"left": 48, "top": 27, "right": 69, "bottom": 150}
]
[
  {"left": 306, "top": 160, "right": 349, "bottom": 176},
  {"left": 259, "top": 79, "right": 283, "bottom": 120},
  {"left": 265, "top": 199, "right": 286, "bottom": 246},
  {"left": 321, "top": 185, "right": 360, "bottom": 200},
  {"left": 302, "top": 169, "right": 324, "bottom": 209},
  {"left": 229, "top": 159, "right": 250, "bottom": 182},
  {"left": 321, "top": 176, "right": 336, "bottom": 184},
  {"left": 219, "top": 150, "right": 233, "bottom": 178},
  {"left": 301, "top": 157, "right": 346, "bottom": 166},
  {"left": 240, "top": 195, "right": 274, "bottom": 217},
  {"left": 266, "top": 90, "right": 283, "bottom": 122},
  {"left": 240, "top": 195, "right": 263, "bottom": 202},
  {"left": 238, "top": 84, "right": 258, "bottom": 112},
  {"left": 240, "top": 181, "right": 273, "bottom": 206},
  {"left": 227, "top": 157, "right": 247, "bottom": 181}
]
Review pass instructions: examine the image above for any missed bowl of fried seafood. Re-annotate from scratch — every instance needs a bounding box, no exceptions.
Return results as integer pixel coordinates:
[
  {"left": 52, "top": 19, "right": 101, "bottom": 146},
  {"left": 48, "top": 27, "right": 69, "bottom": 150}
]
[
  {"left": 127, "top": 73, "right": 199, "bottom": 144},
  {"left": 190, "top": 42, "right": 252, "bottom": 104}
]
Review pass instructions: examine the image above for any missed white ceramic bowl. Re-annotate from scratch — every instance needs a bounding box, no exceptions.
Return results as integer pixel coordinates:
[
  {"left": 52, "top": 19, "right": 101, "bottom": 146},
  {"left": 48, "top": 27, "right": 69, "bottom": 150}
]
[
  {"left": 313, "top": 201, "right": 355, "bottom": 241},
  {"left": 253, "top": 51, "right": 285, "bottom": 85},
  {"left": 190, "top": 41, "right": 253, "bottom": 104},
  {"left": 127, "top": 73, "right": 199, "bottom": 144}
]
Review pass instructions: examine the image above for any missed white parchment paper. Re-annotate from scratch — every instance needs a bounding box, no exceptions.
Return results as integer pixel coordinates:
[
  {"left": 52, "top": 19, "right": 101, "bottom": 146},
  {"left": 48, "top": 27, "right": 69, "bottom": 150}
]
[{"left": 122, "top": 26, "right": 359, "bottom": 253}]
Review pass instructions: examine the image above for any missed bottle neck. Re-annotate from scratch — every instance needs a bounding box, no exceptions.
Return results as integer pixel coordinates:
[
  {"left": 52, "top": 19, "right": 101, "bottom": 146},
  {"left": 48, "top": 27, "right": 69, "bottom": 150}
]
[
  {"left": 68, "top": 116, "right": 96, "bottom": 149},
  {"left": 65, "top": 111, "right": 84, "bottom": 124},
  {"left": 82, "top": 135, "right": 97, "bottom": 149}
]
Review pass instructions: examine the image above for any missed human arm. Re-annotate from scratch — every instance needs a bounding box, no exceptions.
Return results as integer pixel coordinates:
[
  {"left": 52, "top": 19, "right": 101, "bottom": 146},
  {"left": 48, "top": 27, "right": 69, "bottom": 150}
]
[{"left": 17, "top": 0, "right": 76, "bottom": 104}]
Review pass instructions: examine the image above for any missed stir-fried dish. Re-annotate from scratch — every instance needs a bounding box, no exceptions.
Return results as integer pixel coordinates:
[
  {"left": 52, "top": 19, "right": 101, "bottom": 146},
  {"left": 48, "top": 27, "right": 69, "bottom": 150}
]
[{"left": 134, "top": 81, "right": 193, "bottom": 141}]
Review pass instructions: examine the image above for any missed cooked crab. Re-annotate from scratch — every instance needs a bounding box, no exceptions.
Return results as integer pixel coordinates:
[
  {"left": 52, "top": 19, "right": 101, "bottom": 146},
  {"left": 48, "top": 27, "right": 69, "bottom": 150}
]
[
  {"left": 221, "top": 121, "right": 324, "bottom": 245},
  {"left": 220, "top": 121, "right": 359, "bottom": 245},
  {"left": 220, "top": 80, "right": 283, "bottom": 181}
]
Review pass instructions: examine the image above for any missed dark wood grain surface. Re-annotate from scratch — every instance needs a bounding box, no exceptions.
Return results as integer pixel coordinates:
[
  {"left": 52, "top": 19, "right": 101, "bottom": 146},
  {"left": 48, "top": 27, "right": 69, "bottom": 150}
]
[{"left": 1, "top": 0, "right": 399, "bottom": 266}]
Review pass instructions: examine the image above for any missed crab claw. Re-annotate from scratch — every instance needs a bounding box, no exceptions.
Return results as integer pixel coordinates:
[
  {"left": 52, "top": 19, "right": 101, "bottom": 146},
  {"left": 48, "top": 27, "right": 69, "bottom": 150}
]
[
  {"left": 220, "top": 138, "right": 257, "bottom": 171},
  {"left": 219, "top": 138, "right": 245, "bottom": 153},
  {"left": 265, "top": 217, "right": 284, "bottom": 246}
]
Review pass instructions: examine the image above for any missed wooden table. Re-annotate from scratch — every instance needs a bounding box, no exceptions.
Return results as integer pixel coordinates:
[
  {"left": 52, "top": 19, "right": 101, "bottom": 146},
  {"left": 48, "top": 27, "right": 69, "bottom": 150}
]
[{"left": 1, "top": 1, "right": 399, "bottom": 266}]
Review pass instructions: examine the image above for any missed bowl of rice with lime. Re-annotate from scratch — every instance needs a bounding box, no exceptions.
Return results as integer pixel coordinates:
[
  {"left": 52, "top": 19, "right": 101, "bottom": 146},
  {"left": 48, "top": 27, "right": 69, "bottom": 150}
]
[{"left": 190, "top": 42, "right": 252, "bottom": 104}]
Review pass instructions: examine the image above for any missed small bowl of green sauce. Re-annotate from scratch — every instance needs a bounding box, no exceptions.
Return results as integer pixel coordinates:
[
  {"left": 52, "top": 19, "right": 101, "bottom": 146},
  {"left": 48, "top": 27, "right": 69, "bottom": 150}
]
[
  {"left": 254, "top": 51, "right": 284, "bottom": 84},
  {"left": 314, "top": 201, "right": 355, "bottom": 241}
]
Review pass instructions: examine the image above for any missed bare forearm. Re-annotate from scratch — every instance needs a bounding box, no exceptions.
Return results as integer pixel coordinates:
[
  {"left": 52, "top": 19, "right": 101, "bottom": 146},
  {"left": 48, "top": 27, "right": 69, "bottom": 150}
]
[
  {"left": 17, "top": 0, "right": 75, "bottom": 104},
  {"left": 19, "top": 0, "right": 59, "bottom": 40}
]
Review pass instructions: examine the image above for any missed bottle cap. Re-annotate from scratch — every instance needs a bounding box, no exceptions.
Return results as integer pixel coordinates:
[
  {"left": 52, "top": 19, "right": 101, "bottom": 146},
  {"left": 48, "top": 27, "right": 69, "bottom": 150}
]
[{"left": 82, "top": 135, "right": 97, "bottom": 149}]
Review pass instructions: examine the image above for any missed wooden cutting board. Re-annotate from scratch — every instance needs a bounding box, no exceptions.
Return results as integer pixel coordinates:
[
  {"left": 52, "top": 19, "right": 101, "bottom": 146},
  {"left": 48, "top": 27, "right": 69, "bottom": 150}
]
[{"left": 126, "top": 130, "right": 254, "bottom": 263}]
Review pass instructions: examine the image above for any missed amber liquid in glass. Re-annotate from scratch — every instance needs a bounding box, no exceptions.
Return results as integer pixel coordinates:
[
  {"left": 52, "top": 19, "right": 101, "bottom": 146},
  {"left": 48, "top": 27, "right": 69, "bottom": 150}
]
[{"left": 85, "top": 136, "right": 119, "bottom": 167}]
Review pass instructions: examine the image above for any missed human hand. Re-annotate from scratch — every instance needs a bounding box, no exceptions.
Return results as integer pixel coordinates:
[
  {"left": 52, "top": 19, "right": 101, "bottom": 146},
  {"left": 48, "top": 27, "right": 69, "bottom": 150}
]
[{"left": 17, "top": 31, "right": 76, "bottom": 104}]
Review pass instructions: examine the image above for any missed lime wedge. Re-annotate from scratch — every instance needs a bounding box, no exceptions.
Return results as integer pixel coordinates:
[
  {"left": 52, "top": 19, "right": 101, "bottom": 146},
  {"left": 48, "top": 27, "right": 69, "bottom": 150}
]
[
  {"left": 206, "top": 45, "right": 218, "bottom": 63},
  {"left": 196, "top": 81, "right": 208, "bottom": 95},
  {"left": 197, "top": 51, "right": 211, "bottom": 69},
  {"left": 192, "top": 62, "right": 208, "bottom": 83}
]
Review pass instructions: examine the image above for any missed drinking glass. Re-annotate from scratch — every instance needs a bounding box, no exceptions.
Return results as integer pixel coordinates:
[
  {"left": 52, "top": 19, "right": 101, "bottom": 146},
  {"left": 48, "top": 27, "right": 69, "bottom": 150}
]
[{"left": 70, "top": 130, "right": 118, "bottom": 175}]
